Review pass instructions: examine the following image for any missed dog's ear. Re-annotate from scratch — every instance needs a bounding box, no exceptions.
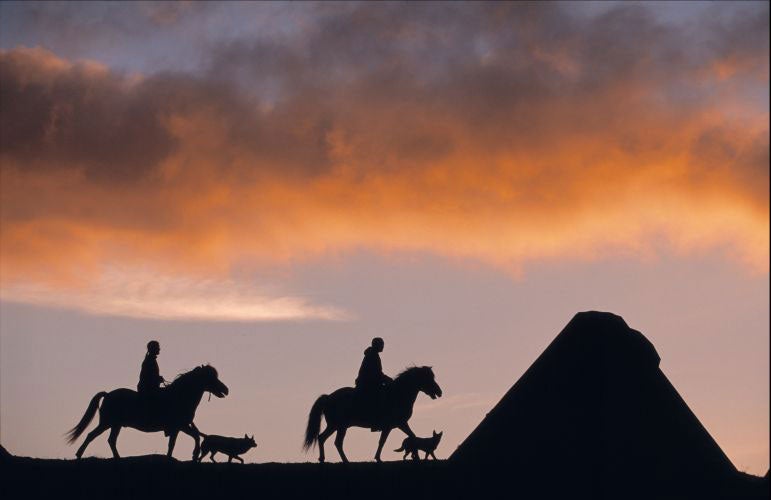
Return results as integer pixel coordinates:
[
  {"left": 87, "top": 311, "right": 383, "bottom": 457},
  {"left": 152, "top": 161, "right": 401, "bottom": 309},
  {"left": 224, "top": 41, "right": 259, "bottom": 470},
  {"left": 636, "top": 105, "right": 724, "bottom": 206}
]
[{"left": 244, "top": 433, "right": 248, "bottom": 439}]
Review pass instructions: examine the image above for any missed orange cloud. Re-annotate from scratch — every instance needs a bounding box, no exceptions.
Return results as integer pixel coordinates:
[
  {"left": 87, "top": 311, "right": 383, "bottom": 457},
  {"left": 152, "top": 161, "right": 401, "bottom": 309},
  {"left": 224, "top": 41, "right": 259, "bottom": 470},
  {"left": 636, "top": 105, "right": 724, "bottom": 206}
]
[{"left": 1, "top": 3, "right": 768, "bottom": 318}]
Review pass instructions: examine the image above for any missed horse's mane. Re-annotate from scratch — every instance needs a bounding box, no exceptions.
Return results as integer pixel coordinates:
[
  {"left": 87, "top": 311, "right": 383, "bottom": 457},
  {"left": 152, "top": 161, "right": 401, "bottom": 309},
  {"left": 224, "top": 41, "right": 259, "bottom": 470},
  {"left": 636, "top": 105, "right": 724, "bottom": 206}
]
[
  {"left": 394, "top": 365, "right": 430, "bottom": 382},
  {"left": 167, "top": 364, "right": 218, "bottom": 389}
]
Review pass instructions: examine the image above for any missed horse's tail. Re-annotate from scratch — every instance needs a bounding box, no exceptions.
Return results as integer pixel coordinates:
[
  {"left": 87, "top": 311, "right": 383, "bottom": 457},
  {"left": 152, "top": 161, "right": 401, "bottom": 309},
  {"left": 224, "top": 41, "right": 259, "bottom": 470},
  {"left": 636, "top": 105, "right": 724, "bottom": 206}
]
[
  {"left": 66, "top": 392, "right": 107, "bottom": 444},
  {"left": 303, "top": 394, "right": 329, "bottom": 451}
]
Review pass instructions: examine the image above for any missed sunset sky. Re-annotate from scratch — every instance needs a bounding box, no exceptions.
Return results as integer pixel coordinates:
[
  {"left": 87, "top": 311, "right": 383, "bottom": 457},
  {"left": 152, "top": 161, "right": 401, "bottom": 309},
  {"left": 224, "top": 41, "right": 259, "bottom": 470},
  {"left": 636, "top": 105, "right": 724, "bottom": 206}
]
[{"left": 0, "top": 1, "right": 768, "bottom": 473}]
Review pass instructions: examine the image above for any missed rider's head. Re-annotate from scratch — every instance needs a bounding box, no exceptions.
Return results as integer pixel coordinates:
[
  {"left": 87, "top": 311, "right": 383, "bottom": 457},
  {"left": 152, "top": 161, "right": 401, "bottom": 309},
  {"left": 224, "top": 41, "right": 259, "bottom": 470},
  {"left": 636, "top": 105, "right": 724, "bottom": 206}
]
[
  {"left": 371, "top": 337, "right": 384, "bottom": 353},
  {"left": 147, "top": 340, "right": 161, "bottom": 356}
]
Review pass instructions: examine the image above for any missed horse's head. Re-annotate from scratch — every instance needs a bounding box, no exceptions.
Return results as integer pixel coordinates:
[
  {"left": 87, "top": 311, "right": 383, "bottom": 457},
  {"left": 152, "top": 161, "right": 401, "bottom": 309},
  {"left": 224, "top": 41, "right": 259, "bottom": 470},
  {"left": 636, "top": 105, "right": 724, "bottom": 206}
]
[
  {"left": 414, "top": 366, "right": 443, "bottom": 400},
  {"left": 196, "top": 365, "right": 229, "bottom": 398}
]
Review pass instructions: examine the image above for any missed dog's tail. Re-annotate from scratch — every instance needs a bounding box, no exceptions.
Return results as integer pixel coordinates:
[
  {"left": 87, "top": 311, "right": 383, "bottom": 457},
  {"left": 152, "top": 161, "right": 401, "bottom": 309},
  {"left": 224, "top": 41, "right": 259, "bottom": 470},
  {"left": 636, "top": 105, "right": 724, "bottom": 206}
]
[
  {"left": 303, "top": 394, "right": 329, "bottom": 451},
  {"left": 66, "top": 392, "right": 107, "bottom": 444},
  {"left": 393, "top": 445, "right": 405, "bottom": 452}
]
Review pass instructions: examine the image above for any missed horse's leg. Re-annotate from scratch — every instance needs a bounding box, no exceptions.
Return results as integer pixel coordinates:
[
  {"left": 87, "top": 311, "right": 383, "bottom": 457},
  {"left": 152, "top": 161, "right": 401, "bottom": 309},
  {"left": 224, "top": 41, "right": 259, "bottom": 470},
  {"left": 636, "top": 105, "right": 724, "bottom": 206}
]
[
  {"left": 190, "top": 423, "right": 201, "bottom": 460},
  {"left": 167, "top": 430, "right": 179, "bottom": 458},
  {"left": 181, "top": 424, "right": 200, "bottom": 461},
  {"left": 317, "top": 425, "right": 335, "bottom": 463},
  {"left": 374, "top": 428, "right": 391, "bottom": 463},
  {"left": 398, "top": 422, "right": 416, "bottom": 438},
  {"left": 107, "top": 426, "right": 122, "bottom": 459},
  {"left": 334, "top": 427, "right": 349, "bottom": 463},
  {"left": 76, "top": 423, "right": 109, "bottom": 459}
]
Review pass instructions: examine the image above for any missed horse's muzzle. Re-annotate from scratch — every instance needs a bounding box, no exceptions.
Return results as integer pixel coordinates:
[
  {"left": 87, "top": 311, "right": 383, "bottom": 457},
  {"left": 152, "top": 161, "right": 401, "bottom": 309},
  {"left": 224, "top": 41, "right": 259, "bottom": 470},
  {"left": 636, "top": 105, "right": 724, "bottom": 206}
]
[{"left": 212, "top": 383, "right": 229, "bottom": 398}]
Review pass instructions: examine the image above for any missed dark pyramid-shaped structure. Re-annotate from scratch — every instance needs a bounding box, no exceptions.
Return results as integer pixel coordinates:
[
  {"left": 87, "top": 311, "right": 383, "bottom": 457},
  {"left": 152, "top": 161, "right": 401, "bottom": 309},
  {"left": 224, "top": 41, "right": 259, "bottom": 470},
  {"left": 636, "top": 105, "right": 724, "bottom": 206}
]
[{"left": 451, "top": 311, "right": 741, "bottom": 499}]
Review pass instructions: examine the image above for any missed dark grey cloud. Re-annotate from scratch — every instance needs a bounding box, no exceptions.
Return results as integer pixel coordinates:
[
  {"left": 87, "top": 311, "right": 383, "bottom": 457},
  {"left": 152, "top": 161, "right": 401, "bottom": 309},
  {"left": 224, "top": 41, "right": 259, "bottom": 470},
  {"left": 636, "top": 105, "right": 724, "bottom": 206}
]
[
  {"left": 0, "top": 50, "right": 176, "bottom": 182},
  {"left": 0, "top": 2, "right": 767, "bottom": 192}
]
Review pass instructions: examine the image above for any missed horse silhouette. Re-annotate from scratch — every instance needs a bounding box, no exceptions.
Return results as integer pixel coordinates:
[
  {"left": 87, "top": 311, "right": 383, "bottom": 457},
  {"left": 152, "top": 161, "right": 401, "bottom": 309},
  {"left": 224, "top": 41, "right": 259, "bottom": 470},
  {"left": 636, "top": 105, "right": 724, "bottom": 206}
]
[
  {"left": 303, "top": 366, "right": 442, "bottom": 462},
  {"left": 66, "top": 365, "right": 228, "bottom": 460}
]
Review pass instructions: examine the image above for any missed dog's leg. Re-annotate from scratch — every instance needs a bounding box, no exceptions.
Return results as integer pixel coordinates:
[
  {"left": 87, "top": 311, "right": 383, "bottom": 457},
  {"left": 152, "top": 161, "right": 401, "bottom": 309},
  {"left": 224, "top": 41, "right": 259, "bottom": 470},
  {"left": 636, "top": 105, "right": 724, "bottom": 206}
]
[
  {"left": 236, "top": 456, "right": 244, "bottom": 464},
  {"left": 210, "top": 451, "right": 217, "bottom": 463}
]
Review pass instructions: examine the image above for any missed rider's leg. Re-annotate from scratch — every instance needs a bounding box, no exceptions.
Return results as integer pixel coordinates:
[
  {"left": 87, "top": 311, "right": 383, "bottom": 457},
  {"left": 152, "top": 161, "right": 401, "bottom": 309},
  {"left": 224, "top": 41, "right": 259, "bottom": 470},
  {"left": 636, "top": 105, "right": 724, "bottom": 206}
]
[
  {"left": 334, "top": 427, "right": 349, "bottom": 463},
  {"left": 76, "top": 423, "right": 109, "bottom": 459},
  {"left": 107, "top": 426, "right": 122, "bottom": 459},
  {"left": 375, "top": 428, "right": 391, "bottom": 463}
]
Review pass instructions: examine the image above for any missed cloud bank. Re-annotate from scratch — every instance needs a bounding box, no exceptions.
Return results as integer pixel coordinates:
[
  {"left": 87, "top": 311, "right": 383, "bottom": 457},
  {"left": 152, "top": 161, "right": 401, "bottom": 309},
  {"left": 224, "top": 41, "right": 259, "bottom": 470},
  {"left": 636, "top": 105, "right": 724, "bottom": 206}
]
[{"left": 1, "top": 3, "right": 768, "bottom": 318}]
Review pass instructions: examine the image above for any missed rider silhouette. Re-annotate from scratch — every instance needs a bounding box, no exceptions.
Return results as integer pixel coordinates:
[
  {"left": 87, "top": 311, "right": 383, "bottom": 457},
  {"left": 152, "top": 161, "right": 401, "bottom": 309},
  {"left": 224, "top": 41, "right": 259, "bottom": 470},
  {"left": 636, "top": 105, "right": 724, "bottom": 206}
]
[
  {"left": 355, "top": 337, "right": 392, "bottom": 429},
  {"left": 137, "top": 340, "right": 165, "bottom": 394}
]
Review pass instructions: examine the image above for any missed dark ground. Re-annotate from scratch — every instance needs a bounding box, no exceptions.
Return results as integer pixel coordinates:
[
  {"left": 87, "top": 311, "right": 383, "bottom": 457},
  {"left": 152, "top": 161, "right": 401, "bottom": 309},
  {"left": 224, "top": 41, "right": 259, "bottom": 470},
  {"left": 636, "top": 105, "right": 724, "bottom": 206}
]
[{"left": 1, "top": 452, "right": 767, "bottom": 500}]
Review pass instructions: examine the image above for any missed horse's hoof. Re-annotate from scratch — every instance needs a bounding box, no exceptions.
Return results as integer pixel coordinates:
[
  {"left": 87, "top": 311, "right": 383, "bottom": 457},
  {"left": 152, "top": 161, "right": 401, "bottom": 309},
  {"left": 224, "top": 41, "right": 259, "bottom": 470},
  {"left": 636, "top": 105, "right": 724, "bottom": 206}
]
[{"left": 318, "top": 457, "right": 325, "bottom": 463}]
